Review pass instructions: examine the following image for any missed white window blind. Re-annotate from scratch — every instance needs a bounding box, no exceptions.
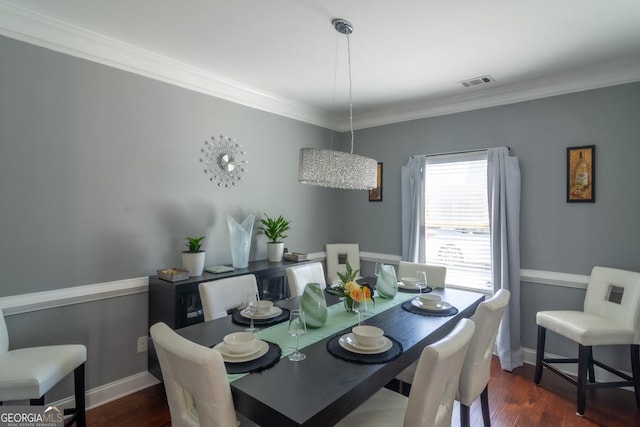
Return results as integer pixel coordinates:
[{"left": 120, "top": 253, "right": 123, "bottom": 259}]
[{"left": 423, "top": 152, "right": 492, "bottom": 291}]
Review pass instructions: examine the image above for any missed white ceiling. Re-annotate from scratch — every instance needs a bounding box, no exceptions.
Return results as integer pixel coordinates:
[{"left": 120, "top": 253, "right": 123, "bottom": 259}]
[{"left": 1, "top": 0, "right": 640, "bottom": 130}]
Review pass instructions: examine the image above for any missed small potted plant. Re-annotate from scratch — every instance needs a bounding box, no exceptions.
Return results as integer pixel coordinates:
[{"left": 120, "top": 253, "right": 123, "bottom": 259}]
[
  {"left": 182, "top": 236, "right": 206, "bottom": 276},
  {"left": 257, "top": 213, "right": 291, "bottom": 262}
]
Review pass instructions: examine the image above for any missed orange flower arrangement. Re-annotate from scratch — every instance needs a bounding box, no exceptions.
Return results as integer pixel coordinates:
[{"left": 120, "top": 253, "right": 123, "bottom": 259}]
[
  {"left": 333, "top": 261, "right": 374, "bottom": 312},
  {"left": 349, "top": 285, "right": 371, "bottom": 303}
]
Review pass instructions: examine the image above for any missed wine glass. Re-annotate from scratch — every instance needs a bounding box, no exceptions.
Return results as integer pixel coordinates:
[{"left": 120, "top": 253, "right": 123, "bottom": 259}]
[
  {"left": 244, "top": 292, "right": 260, "bottom": 333},
  {"left": 416, "top": 271, "right": 428, "bottom": 293},
  {"left": 353, "top": 297, "right": 369, "bottom": 326},
  {"left": 374, "top": 262, "right": 383, "bottom": 277},
  {"left": 288, "top": 309, "right": 307, "bottom": 361}
]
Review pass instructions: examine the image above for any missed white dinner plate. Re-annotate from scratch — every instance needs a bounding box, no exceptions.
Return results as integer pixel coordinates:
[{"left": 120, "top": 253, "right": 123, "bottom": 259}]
[
  {"left": 411, "top": 298, "right": 452, "bottom": 311},
  {"left": 345, "top": 335, "right": 386, "bottom": 351},
  {"left": 240, "top": 306, "right": 283, "bottom": 319},
  {"left": 213, "top": 340, "right": 269, "bottom": 363},
  {"left": 397, "top": 281, "right": 428, "bottom": 290},
  {"left": 214, "top": 340, "right": 261, "bottom": 358},
  {"left": 338, "top": 333, "right": 393, "bottom": 354}
]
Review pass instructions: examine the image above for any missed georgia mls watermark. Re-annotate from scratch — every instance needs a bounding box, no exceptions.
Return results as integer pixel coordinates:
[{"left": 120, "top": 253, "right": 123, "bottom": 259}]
[{"left": 0, "top": 406, "right": 63, "bottom": 427}]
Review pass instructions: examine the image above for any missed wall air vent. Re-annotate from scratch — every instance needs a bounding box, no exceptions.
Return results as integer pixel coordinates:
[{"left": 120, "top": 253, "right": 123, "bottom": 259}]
[{"left": 459, "top": 75, "right": 494, "bottom": 88}]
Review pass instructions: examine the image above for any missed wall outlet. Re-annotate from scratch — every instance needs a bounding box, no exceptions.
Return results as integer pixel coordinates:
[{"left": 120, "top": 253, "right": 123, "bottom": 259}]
[{"left": 137, "top": 336, "right": 148, "bottom": 353}]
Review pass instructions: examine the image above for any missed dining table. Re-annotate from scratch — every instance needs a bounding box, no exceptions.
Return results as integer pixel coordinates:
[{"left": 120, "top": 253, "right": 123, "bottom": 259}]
[{"left": 176, "top": 284, "right": 486, "bottom": 427}]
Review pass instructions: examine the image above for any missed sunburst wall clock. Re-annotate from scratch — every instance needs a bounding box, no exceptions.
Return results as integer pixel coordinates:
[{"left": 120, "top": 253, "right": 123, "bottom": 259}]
[{"left": 200, "top": 135, "right": 248, "bottom": 187}]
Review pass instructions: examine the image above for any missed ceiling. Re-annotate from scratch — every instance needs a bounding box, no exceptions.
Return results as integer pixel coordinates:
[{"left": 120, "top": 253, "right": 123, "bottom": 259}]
[{"left": 1, "top": 0, "right": 640, "bottom": 130}]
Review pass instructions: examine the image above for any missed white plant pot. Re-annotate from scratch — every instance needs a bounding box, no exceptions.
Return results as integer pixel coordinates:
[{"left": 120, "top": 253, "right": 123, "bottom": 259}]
[
  {"left": 182, "top": 252, "right": 206, "bottom": 277},
  {"left": 267, "top": 242, "right": 285, "bottom": 262}
]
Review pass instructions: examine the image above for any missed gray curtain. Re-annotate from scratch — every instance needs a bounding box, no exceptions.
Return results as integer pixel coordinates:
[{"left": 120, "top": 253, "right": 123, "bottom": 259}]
[
  {"left": 401, "top": 157, "right": 425, "bottom": 262},
  {"left": 488, "top": 147, "right": 523, "bottom": 371}
]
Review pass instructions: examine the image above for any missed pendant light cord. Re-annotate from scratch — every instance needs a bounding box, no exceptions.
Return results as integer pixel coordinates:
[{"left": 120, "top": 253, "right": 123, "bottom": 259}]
[{"left": 347, "top": 34, "right": 354, "bottom": 154}]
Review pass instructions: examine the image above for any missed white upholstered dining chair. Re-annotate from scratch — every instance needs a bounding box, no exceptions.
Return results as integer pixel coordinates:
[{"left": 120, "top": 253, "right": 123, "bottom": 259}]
[
  {"left": 534, "top": 266, "right": 640, "bottom": 416},
  {"left": 394, "top": 262, "right": 446, "bottom": 386},
  {"left": 396, "top": 290, "right": 510, "bottom": 427},
  {"left": 397, "top": 261, "right": 447, "bottom": 288},
  {"left": 285, "top": 262, "right": 327, "bottom": 297},
  {"left": 457, "top": 289, "right": 510, "bottom": 427},
  {"left": 150, "top": 322, "right": 257, "bottom": 427},
  {"left": 0, "top": 308, "right": 87, "bottom": 427},
  {"left": 199, "top": 274, "right": 259, "bottom": 321},
  {"left": 325, "top": 243, "right": 361, "bottom": 285},
  {"left": 334, "top": 318, "right": 475, "bottom": 427}
]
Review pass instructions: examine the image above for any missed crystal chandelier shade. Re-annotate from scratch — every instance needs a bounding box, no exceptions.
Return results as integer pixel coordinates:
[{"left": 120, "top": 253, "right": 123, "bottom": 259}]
[
  {"left": 298, "top": 18, "right": 378, "bottom": 191},
  {"left": 298, "top": 148, "right": 377, "bottom": 190}
]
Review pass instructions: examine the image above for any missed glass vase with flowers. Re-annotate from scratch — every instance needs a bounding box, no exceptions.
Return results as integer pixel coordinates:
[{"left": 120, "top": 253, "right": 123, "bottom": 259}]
[{"left": 333, "top": 261, "right": 374, "bottom": 312}]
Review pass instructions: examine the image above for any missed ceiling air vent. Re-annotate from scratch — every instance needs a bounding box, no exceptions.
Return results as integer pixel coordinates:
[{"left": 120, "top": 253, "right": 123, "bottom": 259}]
[{"left": 459, "top": 75, "right": 494, "bottom": 88}]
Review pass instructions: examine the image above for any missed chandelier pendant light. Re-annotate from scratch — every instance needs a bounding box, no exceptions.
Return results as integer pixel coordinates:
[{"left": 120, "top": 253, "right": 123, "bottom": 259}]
[{"left": 298, "top": 19, "right": 378, "bottom": 190}]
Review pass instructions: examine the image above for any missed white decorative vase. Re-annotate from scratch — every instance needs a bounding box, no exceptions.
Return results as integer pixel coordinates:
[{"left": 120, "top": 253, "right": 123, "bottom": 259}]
[
  {"left": 267, "top": 242, "right": 285, "bottom": 262},
  {"left": 228, "top": 214, "right": 254, "bottom": 269},
  {"left": 182, "top": 252, "right": 206, "bottom": 277}
]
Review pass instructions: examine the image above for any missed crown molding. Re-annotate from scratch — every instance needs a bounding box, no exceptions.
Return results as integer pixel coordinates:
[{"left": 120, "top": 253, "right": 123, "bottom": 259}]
[
  {"left": 349, "top": 57, "right": 640, "bottom": 131},
  {"left": 0, "top": 1, "right": 335, "bottom": 129},
  {"left": 2, "top": 1, "right": 639, "bottom": 132}
]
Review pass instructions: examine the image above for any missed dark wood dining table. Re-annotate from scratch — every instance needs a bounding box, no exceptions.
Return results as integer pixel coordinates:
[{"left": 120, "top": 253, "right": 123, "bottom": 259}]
[{"left": 176, "top": 286, "right": 485, "bottom": 426}]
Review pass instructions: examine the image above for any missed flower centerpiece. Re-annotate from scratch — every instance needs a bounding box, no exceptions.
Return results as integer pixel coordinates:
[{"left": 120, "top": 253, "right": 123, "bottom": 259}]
[{"left": 335, "top": 260, "right": 374, "bottom": 312}]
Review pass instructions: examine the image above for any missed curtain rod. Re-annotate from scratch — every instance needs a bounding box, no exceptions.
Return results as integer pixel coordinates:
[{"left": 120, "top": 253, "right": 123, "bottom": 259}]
[{"left": 410, "top": 146, "right": 510, "bottom": 158}]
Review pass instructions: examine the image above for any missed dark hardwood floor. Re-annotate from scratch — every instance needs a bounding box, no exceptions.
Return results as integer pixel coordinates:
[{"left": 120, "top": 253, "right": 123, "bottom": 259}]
[{"left": 87, "top": 358, "right": 639, "bottom": 426}]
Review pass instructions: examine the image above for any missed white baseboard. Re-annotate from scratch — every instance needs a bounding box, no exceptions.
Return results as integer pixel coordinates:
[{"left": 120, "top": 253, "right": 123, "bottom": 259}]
[{"left": 52, "top": 371, "right": 160, "bottom": 411}]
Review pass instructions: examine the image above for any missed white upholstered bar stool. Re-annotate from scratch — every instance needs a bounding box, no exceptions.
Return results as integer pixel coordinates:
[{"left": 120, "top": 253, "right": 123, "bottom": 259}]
[
  {"left": 285, "top": 262, "right": 326, "bottom": 297},
  {"left": 199, "top": 274, "right": 259, "bottom": 321},
  {"left": 0, "top": 308, "right": 87, "bottom": 427},
  {"left": 334, "top": 318, "right": 475, "bottom": 427},
  {"left": 325, "top": 243, "right": 361, "bottom": 285},
  {"left": 397, "top": 261, "right": 447, "bottom": 288},
  {"left": 534, "top": 266, "right": 640, "bottom": 416},
  {"left": 150, "top": 322, "right": 257, "bottom": 427},
  {"left": 457, "top": 289, "right": 510, "bottom": 427}
]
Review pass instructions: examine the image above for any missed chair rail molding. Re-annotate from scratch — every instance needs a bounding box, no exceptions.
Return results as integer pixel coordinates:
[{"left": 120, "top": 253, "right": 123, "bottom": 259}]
[
  {"left": 360, "top": 254, "right": 589, "bottom": 289},
  {"left": 0, "top": 277, "right": 148, "bottom": 315},
  {"left": 520, "top": 269, "right": 588, "bottom": 289},
  {"left": 0, "top": 252, "right": 589, "bottom": 316}
]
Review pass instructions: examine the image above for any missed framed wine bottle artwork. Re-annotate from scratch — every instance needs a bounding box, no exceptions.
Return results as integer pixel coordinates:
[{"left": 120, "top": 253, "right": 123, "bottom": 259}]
[
  {"left": 567, "top": 145, "right": 595, "bottom": 203},
  {"left": 368, "top": 162, "right": 383, "bottom": 202}
]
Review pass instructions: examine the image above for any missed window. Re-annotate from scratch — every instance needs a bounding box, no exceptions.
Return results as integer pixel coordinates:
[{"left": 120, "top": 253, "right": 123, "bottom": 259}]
[{"left": 422, "top": 152, "right": 492, "bottom": 291}]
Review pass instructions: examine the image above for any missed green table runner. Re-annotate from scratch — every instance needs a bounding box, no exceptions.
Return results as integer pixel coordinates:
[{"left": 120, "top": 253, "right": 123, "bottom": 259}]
[{"left": 227, "top": 291, "right": 416, "bottom": 382}]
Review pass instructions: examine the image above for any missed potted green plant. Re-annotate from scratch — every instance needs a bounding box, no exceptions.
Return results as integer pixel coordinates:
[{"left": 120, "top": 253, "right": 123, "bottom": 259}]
[
  {"left": 182, "top": 236, "right": 206, "bottom": 276},
  {"left": 257, "top": 213, "right": 291, "bottom": 262}
]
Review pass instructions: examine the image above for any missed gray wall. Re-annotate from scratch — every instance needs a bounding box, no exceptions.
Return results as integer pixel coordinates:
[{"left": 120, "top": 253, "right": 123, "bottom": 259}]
[
  {"left": 0, "top": 35, "right": 343, "bottom": 401},
  {"left": 345, "top": 84, "right": 640, "bottom": 275},
  {"left": 2, "top": 32, "right": 640, "bottom": 401},
  {"left": 346, "top": 82, "right": 640, "bottom": 370},
  {"left": 0, "top": 34, "right": 347, "bottom": 297}
]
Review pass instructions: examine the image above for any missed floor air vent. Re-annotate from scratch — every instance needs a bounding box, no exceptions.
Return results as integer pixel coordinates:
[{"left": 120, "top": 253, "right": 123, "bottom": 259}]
[{"left": 459, "top": 75, "right": 494, "bottom": 88}]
